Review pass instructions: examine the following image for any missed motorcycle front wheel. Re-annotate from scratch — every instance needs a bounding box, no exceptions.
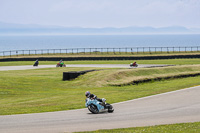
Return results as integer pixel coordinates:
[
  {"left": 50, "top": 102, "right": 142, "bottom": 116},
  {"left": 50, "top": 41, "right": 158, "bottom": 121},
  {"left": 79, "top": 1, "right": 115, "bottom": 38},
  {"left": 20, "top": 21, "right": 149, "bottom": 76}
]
[{"left": 88, "top": 104, "right": 99, "bottom": 114}]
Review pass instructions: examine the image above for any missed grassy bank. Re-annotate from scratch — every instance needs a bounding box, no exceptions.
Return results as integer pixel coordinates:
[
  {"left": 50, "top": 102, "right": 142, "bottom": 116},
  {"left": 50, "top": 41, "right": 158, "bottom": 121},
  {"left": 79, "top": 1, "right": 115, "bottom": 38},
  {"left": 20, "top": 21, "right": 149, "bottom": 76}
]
[
  {"left": 77, "top": 122, "right": 200, "bottom": 133},
  {"left": 95, "top": 65, "right": 200, "bottom": 86},
  {"left": 0, "top": 65, "right": 200, "bottom": 115},
  {"left": 0, "top": 58, "right": 200, "bottom": 66}
]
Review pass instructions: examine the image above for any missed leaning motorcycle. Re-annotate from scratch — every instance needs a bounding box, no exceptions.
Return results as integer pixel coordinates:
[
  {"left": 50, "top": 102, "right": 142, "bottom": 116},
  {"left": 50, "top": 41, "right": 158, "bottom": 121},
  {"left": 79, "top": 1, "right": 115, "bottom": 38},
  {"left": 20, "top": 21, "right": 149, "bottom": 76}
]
[
  {"left": 130, "top": 63, "right": 138, "bottom": 67},
  {"left": 85, "top": 98, "right": 114, "bottom": 114},
  {"left": 56, "top": 63, "right": 66, "bottom": 67}
]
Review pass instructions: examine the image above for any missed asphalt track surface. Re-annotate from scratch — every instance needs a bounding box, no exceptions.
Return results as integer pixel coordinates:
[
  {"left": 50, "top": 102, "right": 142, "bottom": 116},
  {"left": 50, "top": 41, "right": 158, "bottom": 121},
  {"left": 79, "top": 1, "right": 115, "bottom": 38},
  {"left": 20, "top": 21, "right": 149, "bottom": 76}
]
[
  {"left": 0, "top": 65, "right": 200, "bottom": 133},
  {"left": 0, "top": 64, "right": 171, "bottom": 71}
]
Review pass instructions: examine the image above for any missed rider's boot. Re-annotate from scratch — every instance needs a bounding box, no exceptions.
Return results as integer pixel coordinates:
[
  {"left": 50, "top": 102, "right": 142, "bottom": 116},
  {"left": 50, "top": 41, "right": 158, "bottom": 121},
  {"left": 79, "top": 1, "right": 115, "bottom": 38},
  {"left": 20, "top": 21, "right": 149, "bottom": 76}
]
[{"left": 101, "top": 98, "right": 107, "bottom": 108}]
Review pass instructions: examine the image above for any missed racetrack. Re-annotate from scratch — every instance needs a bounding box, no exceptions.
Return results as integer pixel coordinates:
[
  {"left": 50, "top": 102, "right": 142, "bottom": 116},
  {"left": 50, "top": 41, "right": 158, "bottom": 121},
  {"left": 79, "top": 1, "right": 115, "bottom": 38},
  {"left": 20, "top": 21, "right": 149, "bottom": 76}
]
[
  {"left": 0, "top": 64, "right": 199, "bottom": 133},
  {"left": 0, "top": 86, "right": 200, "bottom": 133},
  {"left": 0, "top": 64, "right": 171, "bottom": 71}
]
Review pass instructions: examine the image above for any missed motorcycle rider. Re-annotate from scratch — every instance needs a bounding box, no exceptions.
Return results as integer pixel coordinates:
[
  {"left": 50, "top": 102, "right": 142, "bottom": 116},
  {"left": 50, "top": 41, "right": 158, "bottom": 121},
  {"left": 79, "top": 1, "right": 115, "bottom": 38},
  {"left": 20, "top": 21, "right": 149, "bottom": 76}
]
[
  {"left": 33, "top": 59, "right": 39, "bottom": 67},
  {"left": 131, "top": 61, "right": 138, "bottom": 67},
  {"left": 85, "top": 91, "right": 106, "bottom": 104},
  {"left": 85, "top": 91, "right": 114, "bottom": 112}
]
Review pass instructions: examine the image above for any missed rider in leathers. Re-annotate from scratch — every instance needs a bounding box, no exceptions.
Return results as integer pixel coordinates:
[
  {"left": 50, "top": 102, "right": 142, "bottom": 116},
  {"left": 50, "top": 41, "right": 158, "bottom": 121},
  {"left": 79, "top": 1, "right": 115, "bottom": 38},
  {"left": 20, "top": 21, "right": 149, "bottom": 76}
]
[{"left": 85, "top": 91, "right": 106, "bottom": 104}]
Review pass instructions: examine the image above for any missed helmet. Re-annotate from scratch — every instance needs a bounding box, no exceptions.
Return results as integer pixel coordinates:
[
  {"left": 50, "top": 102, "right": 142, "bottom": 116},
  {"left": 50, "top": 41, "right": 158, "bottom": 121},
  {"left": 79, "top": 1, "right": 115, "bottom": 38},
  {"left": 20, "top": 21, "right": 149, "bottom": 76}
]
[{"left": 85, "top": 91, "right": 90, "bottom": 97}]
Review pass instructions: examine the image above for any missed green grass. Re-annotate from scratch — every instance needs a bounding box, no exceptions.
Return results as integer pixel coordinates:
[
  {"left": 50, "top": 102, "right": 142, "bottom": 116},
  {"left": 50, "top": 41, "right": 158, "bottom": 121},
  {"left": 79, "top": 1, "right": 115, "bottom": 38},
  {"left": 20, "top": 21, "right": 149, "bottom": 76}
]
[
  {"left": 67, "top": 65, "right": 200, "bottom": 87},
  {"left": 0, "top": 58, "right": 200, "bottom": 66},
  {"left": 0, "top": 65, "right": 200, "bottom": 115},
  {"left": 76, "top": 122, "right": 200, "bottom": 133}
]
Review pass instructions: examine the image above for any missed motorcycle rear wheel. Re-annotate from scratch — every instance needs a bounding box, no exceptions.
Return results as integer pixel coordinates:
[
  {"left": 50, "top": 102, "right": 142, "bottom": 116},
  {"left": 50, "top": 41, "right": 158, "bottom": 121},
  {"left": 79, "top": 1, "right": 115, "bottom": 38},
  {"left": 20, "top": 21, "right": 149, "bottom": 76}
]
[{"left": 106, "top": 104, "right": 114, "bottom": 113}]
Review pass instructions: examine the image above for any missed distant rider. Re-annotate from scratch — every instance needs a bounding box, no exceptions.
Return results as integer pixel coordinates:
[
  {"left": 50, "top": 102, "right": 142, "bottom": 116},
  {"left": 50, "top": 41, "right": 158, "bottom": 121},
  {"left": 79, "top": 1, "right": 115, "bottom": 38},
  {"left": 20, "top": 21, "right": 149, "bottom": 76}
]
[
  {"left": 33, "top": 59, "right": 39, "bottom": 66},
  {"left": 59, "top": 59, "right": 63, "bottom": 64},
  {"left": 58, "top": 59, "right": 64, "bottom": 67},
  {"left": 132, "top": 62, "right": 138, "bottom": 67}
]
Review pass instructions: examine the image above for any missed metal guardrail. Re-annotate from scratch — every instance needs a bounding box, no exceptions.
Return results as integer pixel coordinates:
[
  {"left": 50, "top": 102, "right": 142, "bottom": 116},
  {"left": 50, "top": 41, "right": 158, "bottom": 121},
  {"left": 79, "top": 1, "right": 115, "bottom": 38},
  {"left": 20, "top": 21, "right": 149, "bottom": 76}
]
[{"left": 0, "top": 46, "right": 199, "bottom": 57}]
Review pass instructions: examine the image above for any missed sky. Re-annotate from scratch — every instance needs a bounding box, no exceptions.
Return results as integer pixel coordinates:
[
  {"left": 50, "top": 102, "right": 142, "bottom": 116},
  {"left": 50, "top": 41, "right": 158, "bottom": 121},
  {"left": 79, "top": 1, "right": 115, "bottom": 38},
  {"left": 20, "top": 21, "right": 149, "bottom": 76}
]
[{"left": 0, "top": 0, "right": 200, "bottom": 28}]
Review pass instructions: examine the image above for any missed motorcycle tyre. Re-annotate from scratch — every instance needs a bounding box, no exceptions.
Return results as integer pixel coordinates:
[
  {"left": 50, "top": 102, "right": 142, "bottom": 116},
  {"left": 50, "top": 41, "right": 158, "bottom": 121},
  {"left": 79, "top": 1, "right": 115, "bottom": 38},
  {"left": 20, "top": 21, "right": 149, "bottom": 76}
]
[
  {"left": 130, "top": 65, "right": 138, "bottom": 67},
  {"left": 106, "top": 104, "right": 114, "bottom": 113},
  {"left": 88, "top": 104, "right": 99, "bottom": 114}
]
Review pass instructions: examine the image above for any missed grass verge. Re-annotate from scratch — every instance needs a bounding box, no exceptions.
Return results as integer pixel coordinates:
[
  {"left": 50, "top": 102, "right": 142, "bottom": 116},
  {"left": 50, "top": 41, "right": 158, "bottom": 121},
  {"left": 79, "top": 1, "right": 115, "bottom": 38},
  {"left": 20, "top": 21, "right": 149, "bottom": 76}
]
[
  {"left": 0, "top": 65, "right": 200, "bottom": 115},
  {"left": 76, "top": 122, "right": 200, "bottom": 133},
  {"left": 0, "top": 58, "right": 200, "bottom": 66}
]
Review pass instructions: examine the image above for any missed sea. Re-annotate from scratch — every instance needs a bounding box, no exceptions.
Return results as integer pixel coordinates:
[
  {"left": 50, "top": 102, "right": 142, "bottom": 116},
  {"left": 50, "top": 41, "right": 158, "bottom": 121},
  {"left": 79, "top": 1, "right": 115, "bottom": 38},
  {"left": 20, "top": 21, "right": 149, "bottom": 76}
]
[{"left": 0, "top": 34, "right": 200, "bottom": 51}]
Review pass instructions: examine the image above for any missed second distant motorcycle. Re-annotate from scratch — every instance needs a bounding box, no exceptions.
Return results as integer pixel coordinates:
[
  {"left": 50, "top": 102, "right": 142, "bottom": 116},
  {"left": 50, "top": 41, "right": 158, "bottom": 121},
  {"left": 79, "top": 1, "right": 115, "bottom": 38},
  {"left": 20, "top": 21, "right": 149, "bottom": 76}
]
[{"left": 56, "top": 63, "right": 66, "bottom": 67}]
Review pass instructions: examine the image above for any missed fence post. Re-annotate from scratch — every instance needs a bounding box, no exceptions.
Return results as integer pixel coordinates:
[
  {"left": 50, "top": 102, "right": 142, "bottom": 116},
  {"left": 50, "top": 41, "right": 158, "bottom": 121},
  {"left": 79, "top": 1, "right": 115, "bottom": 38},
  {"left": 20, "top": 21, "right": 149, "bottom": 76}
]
[{"left": 149, "top": 47, "right": 151, "bottom": 54}]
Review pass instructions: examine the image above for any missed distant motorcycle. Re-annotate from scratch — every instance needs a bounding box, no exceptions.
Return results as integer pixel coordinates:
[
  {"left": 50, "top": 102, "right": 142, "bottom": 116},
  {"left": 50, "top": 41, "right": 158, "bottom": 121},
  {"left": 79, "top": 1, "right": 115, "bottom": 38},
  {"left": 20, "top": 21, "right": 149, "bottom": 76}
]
[
  {"left": 33, "top": 60, "right": 39, "bottom": 67},
  {"left": 85, "top": 98, "right": 114, "bottom": 114},
  {"left": 130, "top": 63, "right": 138, "bottom": 67},
  {"left": 56, "top": 63, "right": 66, "bottom": 67}
]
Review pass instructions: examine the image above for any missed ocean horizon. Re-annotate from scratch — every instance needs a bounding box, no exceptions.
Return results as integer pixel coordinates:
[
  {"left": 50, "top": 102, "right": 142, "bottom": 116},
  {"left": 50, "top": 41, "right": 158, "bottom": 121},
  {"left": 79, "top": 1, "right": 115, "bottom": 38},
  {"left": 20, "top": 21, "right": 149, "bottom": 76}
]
[{"left": 0, "top": 34, "right": 200, "bottom": 51}]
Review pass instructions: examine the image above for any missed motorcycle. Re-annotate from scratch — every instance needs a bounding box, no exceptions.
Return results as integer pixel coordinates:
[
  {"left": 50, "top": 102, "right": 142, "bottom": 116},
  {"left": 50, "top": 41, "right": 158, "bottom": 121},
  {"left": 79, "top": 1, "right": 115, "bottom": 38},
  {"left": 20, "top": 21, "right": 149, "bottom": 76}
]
[
  {"left": 130, "top": 63, "right": 138, "bottom": 67},
  {"left": 33, "top": 60, "right": 39, "bottom": 67},
  {"left": 56, "top": 63, "right": 66, "bottom": 67},
  {"left": 85, "top": 98, "right": 114, "bottom": 114}
]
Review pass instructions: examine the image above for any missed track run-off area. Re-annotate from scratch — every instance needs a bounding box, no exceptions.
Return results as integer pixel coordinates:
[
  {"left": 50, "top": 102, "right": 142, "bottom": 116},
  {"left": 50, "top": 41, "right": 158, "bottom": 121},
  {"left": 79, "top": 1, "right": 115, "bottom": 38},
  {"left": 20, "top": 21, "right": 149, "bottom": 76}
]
[{"left": 0, "top": 65, "right": 200, "bottom": 133}]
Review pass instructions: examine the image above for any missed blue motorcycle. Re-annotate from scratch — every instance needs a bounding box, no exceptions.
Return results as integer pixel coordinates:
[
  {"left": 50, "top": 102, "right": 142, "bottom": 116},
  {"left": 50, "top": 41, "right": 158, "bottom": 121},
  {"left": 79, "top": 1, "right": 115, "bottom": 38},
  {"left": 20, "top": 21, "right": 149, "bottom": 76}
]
[{"left": 85, "top": 98, "right": 114, "bottom": 114}]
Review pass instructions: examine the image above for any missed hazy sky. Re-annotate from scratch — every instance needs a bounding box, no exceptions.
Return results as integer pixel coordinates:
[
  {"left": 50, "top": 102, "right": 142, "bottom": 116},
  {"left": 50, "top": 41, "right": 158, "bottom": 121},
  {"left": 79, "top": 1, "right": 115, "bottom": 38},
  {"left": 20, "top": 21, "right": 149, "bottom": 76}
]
[{"left": 0, "top": 0, "right": 200, "bottom": 28}]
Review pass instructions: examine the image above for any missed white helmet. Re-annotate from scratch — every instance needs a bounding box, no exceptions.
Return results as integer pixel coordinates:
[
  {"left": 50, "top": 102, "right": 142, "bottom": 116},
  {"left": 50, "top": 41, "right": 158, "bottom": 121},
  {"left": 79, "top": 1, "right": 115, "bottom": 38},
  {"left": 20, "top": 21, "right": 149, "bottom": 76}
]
[{"left": 85, "top": 91, "right": 91, "bottom": 98}]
